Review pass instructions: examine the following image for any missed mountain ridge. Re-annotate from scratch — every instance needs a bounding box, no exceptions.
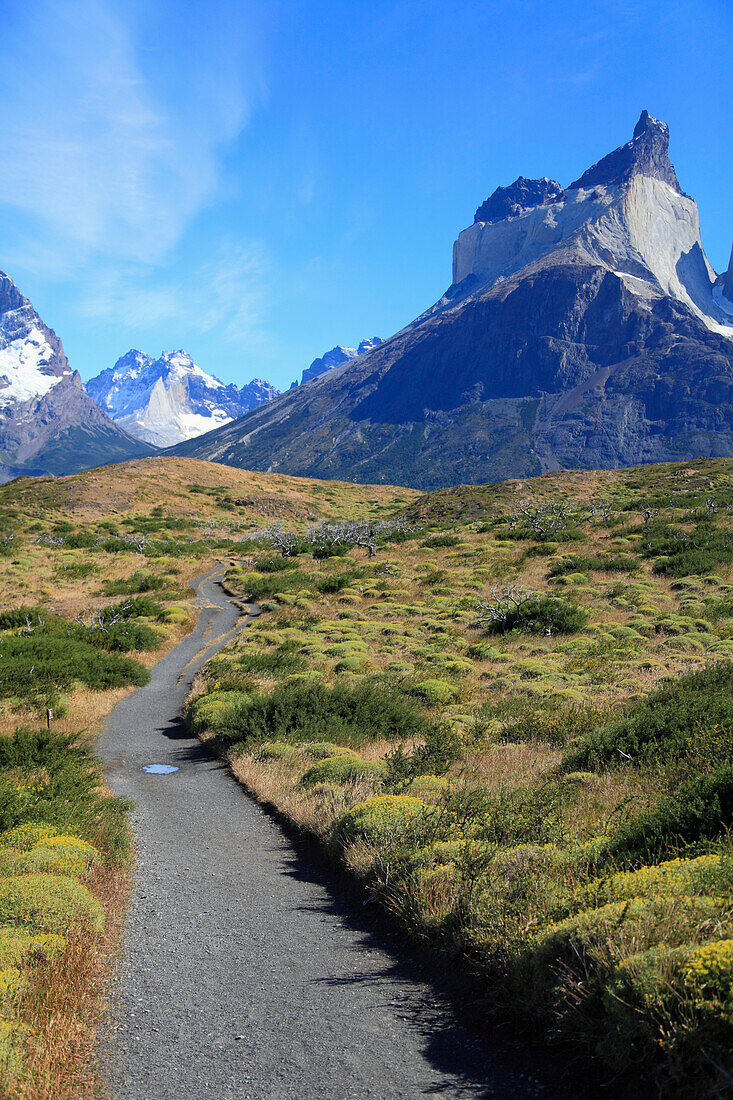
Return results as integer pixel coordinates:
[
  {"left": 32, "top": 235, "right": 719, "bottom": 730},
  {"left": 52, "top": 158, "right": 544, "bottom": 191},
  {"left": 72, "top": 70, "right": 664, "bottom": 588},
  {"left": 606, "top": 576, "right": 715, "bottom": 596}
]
[
  {"left": 0, "top": 272, "right": 154, "bottom": 483},
  {"left": 169, "top": 111, "right": 733, "bottom": 489},
  {"left": 86, "top": 350, "right": 280, "bottom": 448}
]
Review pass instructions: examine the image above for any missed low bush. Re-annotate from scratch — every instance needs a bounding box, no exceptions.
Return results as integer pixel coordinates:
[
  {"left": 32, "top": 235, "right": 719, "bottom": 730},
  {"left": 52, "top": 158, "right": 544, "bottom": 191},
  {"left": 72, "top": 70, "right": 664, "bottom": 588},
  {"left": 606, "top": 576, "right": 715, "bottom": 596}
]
[
  {"left": 101, "top": 571, "right": 166, "bottom": 596},
  {"left": 411, "top": 679, "right": 459, "bottom": 705},
  {"left": 297, "top": 742, "right": 358, "bottom": 759},
  {"left": 235, "top": 647, "right": 306, "bottom": 675},
  {"left": 0, "top": 928, "right": 65, "bottom": 969},
  {"left": 547, "top": 553, "right": 639, "bottom": 578},
  {"left": 420, "top": 534, "right": 461, "bottom": 549},
  {"left": 0, "top": 874, "right": 104, "bottom": 933},
  {"left": 609, "top": 767, "right": 733, "bottom": 864},
  {"left": 331, "top": 795, "right": 426, "bottom": 850},
  {"left": 187, "top": 691, "right": 250, "bottom": 736},
  {"left": 0, "top": 730, "right": 131, "bottom": 859},
  {"left": 300, "top": 755, "right": 385, "bottom": 787},
  {"left": 481, "top": 595, "right": 587, "bottom": 636},
  {"left": 254, "top": 742, "right": 298, "bottom": 761},
  {"left": 581, "top": 853, "right": 732, "bottom": 907},
  {"left": 562, "top": 662, "right": 733, "bottom": 771},
  {"left": 196, "top": 678, "right": 430, "bottom": 751}
]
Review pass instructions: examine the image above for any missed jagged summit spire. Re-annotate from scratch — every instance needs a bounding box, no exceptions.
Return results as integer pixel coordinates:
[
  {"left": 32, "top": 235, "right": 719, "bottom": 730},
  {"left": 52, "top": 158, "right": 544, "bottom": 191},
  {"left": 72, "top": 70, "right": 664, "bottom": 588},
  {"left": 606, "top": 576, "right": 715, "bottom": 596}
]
[{"left": 569, "top": 109, "right": 681, "bottom": 193}]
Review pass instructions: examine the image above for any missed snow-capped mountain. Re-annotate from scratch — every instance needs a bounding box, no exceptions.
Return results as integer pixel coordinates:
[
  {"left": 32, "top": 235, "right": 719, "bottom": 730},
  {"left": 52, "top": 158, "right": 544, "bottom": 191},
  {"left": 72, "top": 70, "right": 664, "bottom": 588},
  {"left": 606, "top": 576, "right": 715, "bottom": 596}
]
[
  {"left": 170, "top": 111, "right": 733, "bottom": 489},
  {"left": 86, "top": 350, "right": 280, "bottom": 448},
  {"left": 0, "top": 272, "right": 153, "bottom": 483},
  {"left": 296, "top": 339, "right": 383, "bottom": 387}
]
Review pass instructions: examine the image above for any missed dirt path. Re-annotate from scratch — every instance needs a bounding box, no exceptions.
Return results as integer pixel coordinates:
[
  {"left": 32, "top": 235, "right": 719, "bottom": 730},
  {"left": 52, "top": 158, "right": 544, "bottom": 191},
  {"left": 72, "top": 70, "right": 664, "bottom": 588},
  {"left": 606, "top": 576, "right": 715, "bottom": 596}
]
[{"left": 97, "top": 568, "right": 559, "bottom": 1099}]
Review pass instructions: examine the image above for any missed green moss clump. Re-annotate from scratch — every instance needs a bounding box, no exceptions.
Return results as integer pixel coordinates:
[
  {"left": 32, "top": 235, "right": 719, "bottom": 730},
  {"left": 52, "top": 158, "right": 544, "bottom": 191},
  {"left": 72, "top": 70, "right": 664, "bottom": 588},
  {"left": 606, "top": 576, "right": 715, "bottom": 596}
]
[
  {"left": 300, "top": 755, "right": 384, "bottom": 788},
  {"left": 412, "top": 679, "right": 459, "bottom": 705}
]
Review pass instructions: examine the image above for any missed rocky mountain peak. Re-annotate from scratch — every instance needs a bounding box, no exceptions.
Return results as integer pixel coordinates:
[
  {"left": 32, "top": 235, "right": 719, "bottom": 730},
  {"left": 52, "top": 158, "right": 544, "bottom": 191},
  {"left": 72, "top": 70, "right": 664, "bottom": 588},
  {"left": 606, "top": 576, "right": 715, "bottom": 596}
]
[
  {"left": 474, "top": 177, "right": 564, "bottom": 224},
  {"left": 85, "top": 349, "right": 280, "bottom": 448},
  {"left": 570, "top": 109, "right": 681, "bottom": 192},
  {"left": 298, "top": 339, "right": 383, "bottom": 386}
]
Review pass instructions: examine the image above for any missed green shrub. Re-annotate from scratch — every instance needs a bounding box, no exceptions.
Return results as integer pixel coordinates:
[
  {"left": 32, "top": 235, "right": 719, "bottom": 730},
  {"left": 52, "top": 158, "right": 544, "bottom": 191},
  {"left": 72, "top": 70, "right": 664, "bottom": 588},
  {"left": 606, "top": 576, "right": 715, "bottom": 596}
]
[
  {"left": 200, "top": 678, "right": 430, "bottom": 751},
  {"left": 0, "top": 731, "right": 131, "bottom": 860},
  {"left": 187, "top": 691, "right": 250, "bottom": 735},
  {"left": 420, "top": 534, "right": 461, "bottom": 549},
  {"left": 609, "top": 768, "right": 733, "bottom": 863},
  {"left": 412, "top": 679, "right": 459, "bottom": 705},
  {"left": 482, "top": 595, "right": 587, "bottom": 636},
  {"left": 562, "top": 662, "right": 733, "bottom": 771},
  {"left": 101, "top": 571, "right": 166, "bottom": 596},
  {"left": 300, "top": 755, "right": 385, "bottom": 787},
  {"left": 253, "top": 742, "right": 297, "bottom": 761},
  {"left": 547, "top": 553, "right": 639, "bottom": 578},
  {"left": 0, "top": 874, "right": 104, "bottom": 933},
  {"left": 235, "top": 647, "right": 306, "bottom": 675},
  {"left": 331, "top": 795, "right": 426, "bottom": 850}
]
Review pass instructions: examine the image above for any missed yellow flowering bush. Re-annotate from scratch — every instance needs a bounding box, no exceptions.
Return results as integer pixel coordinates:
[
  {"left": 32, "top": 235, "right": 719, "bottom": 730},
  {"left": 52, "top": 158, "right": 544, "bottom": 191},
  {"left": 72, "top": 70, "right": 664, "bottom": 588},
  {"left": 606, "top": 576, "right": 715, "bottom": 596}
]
[
  {"left": 0, "top": 929, "right": 65, "bottom": 969},
  {"left": 581, "top": 854, "right": 731, "bottom": 907},
  {"left": 685, "top": 938, "right": 733, "bottom": 992},
  {"left": 0, "top": 874, "right": 104, "bottom": 934},
  {"left": 331, "top": 795, "right": 426, "bottom": 850},
  {"left": 0, "top": 823, "right": 60, "bottom": 852},
  {"left": 17, "top": 835, "right": 101, "bottom": 877}
]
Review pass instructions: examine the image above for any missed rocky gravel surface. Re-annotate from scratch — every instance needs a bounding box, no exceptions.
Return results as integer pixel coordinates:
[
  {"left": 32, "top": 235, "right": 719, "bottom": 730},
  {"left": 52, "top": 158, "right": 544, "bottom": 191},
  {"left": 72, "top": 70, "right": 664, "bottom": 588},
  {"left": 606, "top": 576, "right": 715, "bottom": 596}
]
[{"left": 97, "top": 568, "right": 562, "bottom": 1099}]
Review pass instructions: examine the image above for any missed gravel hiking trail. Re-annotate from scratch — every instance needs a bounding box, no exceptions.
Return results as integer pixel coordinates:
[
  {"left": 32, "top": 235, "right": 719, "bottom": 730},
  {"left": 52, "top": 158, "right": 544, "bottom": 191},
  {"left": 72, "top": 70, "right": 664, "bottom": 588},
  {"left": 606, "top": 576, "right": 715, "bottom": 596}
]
[{"left": 97, "top": 568, "right": 562, "bottom": 1100}]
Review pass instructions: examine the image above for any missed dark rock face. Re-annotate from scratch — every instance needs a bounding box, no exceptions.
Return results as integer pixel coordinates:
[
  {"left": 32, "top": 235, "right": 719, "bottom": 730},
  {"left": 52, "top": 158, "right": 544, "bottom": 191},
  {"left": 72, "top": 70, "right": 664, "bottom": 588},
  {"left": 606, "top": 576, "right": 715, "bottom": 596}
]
[
  {"left": 474, "top": 177, "right": 563, "bottom": 223},
  {"left": 0, "top": 272, "right": 153, "bottom": 482},
  {"left": 169, "top": 113, "right": 733, "bottom": 490},
  {"left": 570, "top": 110, "right": 682, "bottom": 192},
  {"left": 238, "top": 378, "right": 280, "bottom": 412},
  {"left": 722, "top": 245, "right": 733, "bottom": 303}
]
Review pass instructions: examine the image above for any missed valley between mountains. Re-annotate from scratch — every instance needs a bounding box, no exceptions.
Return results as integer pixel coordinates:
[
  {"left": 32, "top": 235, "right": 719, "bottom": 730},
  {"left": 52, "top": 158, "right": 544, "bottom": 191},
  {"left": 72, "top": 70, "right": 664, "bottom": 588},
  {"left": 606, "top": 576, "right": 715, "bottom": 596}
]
[{"left": 0, "top": 455, "right": 731, "bottom": 1097}]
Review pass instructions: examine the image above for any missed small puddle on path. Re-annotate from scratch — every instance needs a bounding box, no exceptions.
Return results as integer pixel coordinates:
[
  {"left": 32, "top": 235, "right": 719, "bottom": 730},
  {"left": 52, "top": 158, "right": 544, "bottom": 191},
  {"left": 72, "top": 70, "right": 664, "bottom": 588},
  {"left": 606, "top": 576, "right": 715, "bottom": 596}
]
[{"left": 143, "top": 764, "right": 179, "bottom": 774}]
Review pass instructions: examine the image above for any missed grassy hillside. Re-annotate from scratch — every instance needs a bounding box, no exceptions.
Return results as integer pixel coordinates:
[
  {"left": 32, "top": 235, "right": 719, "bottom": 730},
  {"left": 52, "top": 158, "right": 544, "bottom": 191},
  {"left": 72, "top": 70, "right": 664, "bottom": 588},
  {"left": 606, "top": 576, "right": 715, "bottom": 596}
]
[
  {"left": 0, "top": 456, "right": 414, "bottom": 1095},
  {"left": 188, "top": 457, "right": 733, "bottom": 1098}
]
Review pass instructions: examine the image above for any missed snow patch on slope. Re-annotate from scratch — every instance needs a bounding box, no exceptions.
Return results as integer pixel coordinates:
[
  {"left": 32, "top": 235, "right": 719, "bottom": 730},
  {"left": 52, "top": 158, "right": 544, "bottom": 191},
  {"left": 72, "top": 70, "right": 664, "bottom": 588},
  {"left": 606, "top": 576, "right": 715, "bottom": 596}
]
[{"left": 0, "top": 326, "right": 68, "bottom": 406}]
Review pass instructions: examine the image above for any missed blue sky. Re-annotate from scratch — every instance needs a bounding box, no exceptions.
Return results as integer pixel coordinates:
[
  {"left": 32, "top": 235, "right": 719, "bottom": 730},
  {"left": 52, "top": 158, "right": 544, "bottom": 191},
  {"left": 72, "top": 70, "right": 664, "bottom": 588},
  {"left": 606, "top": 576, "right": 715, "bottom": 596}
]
[{"left": 0, "top": 0, "right": 730, "bottom": 390}]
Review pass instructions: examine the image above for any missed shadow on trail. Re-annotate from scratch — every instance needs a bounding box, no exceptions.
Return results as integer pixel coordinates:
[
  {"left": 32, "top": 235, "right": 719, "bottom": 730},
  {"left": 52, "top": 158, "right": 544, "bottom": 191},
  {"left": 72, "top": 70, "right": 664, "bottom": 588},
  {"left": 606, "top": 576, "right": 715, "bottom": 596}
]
[{"left": 243, "top": 794, "right": 574, "bottom": 1100}]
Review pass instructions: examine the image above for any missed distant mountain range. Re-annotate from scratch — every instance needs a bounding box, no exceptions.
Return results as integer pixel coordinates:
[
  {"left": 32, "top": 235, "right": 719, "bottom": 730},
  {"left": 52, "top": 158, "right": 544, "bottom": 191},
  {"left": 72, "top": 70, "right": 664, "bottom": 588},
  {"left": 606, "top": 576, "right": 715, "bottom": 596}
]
[
  {"left": 170, "top": 111, "right": 733, "bottom": 489},
  {"left": 85, "top": 350, "right": 280, "bottom": 448},
  {"left": 0, "top": 273, "right": 153, "bottom": 484},
  {"left": 294, "top": 339, "right": 383, "bottom": 387}
]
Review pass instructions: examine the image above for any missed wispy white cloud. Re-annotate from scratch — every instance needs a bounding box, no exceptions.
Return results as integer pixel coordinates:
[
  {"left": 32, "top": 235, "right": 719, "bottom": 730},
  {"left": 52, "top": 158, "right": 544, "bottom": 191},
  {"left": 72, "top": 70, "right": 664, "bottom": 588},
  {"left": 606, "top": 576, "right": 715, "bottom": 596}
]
[
  {"left": 77, "top": 241, "right": 271, "bottom": 347},
  {"left": 0, "top": 0, "right": 260, "bottom": 264}
]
